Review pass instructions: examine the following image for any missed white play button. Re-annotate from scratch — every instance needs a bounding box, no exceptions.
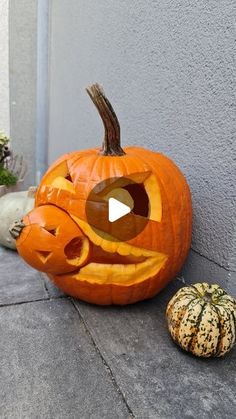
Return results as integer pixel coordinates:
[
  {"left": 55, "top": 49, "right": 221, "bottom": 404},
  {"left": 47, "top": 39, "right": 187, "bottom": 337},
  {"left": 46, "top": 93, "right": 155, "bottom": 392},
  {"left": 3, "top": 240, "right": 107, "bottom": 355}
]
[
  {"left": 86, "top": 176, "right": 150, "bottom": 241},
  {"left": 108, "top": 198, "right": 131, "bottom": 223}
]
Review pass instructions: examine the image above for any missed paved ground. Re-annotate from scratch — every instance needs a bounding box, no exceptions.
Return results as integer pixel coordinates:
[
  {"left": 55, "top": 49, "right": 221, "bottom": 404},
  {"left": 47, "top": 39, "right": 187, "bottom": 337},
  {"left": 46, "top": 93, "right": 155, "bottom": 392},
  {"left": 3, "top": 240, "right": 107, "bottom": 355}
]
[{"left": 0, "top": 246, "right": 236, "bottom": 419}]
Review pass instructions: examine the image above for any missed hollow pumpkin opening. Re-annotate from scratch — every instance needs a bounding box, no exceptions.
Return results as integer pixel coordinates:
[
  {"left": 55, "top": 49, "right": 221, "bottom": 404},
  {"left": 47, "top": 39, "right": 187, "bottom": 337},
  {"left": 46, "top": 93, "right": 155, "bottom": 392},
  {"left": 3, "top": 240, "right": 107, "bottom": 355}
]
[
  {"left": 64, "top": 237, "right": 84, "bottom": 259},
  {"left": 45, "top": 227, "right": 57, "bottom": 236},
  {"left": 123, "top": 183, "right": 149, "bottom": 217}
]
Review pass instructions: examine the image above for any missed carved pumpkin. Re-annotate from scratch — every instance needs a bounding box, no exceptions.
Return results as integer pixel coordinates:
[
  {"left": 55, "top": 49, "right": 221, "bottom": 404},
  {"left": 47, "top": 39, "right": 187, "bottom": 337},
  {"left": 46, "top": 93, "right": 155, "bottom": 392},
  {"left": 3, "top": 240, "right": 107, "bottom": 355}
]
[
  {"left": 166, "top": 283, "right": 236, "bottom": 357},
  {"left": 13, "top": 84, "right": 192, "bottom": 305},
  {"left": 16, "top": 205, "right": 90, "bottom": 274}
]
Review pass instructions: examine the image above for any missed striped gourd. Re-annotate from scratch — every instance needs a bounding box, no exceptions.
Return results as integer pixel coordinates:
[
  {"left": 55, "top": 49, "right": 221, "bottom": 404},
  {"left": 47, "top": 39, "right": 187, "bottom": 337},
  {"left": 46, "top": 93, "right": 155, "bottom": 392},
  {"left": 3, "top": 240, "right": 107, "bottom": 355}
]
[{"left": 166, "top": 283, "right": 236, "bottom": 357}]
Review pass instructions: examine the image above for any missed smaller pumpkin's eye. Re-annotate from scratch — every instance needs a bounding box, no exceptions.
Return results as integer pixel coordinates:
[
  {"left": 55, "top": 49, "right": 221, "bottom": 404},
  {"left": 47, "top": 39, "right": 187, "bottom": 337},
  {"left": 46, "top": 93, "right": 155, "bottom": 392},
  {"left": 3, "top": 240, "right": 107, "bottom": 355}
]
[
  {"left": 65, "top": 174, "right": 73, "bottom": 182},
  {"left": 44, "top": 227, "right": 57, "bottom": 237}
]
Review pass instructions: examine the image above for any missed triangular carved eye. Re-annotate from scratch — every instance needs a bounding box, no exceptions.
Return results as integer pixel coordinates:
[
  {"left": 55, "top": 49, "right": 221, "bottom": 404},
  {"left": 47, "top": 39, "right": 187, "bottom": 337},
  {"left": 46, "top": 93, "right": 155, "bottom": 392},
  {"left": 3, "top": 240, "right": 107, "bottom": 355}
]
[
  {"left": 123, "top": 183, "right": 149, "bottom": 217},
  {"left": 45, "top": 228, "right": 57, "bottom": 236},
  {"left": 65, "top": 174, "right": 73, "bottom": 182},
  {"left": 37, "top": 250, "right": 52, "bottom": 263},
  {"left": 50, "top": 176, "right": 76, "bottom": 194}
]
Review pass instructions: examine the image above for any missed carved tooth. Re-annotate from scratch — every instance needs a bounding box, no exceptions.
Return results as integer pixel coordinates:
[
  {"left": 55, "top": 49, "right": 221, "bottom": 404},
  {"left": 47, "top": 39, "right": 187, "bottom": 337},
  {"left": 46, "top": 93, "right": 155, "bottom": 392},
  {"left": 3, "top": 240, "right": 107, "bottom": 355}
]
[{"left": 71, "top": 214, "right": 161, "bottom": 258}]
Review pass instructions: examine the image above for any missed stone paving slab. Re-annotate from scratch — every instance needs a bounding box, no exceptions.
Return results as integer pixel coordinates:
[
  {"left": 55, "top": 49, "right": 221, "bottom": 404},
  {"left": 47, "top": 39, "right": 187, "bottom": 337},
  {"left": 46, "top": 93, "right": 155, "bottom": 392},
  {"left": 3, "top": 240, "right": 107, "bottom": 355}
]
[
  {"left": 0, "top": 298, "right": 131, "bottom": 419},
  {"left": 1, "top": 247, "right": 236, "bottom": 418},
  {"left": 0, "top": 247, "right": 48, "bottom": 306},
  {"left": 74, "top": 281, "right": 236, "bottom": 419}
]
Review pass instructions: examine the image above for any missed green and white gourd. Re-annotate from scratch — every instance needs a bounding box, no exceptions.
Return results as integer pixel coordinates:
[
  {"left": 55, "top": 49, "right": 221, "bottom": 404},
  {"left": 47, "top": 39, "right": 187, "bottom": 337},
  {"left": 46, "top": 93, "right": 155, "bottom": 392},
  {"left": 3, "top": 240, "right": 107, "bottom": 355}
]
[
  {"left": 0, "top": 187, "right": 36, "bottom": 249},
  {"left": 166, "top": 283, "right": 236, "bottom": 357}
]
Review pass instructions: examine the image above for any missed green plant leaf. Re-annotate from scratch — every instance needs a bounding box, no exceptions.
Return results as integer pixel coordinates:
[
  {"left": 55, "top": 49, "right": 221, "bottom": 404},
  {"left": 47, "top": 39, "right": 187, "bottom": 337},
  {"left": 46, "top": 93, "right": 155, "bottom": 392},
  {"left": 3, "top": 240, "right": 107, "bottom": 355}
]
[{"left": 0, "top": 168, "right": 18, "bottom": 186}]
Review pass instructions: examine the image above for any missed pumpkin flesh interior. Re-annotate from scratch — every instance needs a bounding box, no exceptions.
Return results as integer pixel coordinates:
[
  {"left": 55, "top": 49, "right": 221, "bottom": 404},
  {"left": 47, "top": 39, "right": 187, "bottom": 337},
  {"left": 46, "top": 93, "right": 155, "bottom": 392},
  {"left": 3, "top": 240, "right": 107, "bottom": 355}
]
[
  {"left": 37, "top": 161, "right": 162, "bottom": 223},
  {"left": 62, "top": 215, "right": 168, "bottom": 286}
]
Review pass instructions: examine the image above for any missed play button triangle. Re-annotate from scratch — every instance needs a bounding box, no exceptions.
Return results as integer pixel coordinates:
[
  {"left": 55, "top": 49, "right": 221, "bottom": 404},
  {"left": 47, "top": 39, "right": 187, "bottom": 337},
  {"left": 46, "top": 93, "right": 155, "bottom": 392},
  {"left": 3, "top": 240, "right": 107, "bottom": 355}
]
[{"left": 108, "top": 197, "right": 131, "bottom": 223}]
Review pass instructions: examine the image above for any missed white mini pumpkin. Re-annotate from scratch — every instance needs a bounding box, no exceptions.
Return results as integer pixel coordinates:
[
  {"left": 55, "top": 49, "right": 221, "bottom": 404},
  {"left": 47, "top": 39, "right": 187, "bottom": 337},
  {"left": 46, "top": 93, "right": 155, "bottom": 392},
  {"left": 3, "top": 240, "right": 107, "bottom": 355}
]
[{"left": 0, "top": 186, "right": 36, "bottom": 249}]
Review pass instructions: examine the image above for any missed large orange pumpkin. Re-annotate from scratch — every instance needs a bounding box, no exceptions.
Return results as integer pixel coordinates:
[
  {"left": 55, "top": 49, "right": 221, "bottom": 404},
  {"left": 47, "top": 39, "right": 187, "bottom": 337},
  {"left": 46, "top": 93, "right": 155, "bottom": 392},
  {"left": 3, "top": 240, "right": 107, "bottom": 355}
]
[{"left": 14, "top": 84, "right": 192, "bottom": 305}]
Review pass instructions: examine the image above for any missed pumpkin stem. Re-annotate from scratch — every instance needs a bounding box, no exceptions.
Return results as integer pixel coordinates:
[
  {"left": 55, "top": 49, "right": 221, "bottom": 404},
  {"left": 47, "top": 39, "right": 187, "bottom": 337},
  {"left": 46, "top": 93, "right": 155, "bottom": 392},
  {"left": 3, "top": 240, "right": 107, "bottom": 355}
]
[
  {"left": 9, "top": 219, "right": 25, "bottom": 240},
  {"left": 203, "top": 291, "right": 212, "bottom": 303},
  {"left": 86, "top": 83, "right": 125, "bottom": 156}
]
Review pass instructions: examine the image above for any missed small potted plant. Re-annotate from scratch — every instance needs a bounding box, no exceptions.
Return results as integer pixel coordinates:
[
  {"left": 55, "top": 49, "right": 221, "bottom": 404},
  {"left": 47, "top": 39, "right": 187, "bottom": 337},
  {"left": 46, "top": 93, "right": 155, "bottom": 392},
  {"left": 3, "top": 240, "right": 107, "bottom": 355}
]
[{"left": 0, "top": 131, "right": 27, "bottom": 197}]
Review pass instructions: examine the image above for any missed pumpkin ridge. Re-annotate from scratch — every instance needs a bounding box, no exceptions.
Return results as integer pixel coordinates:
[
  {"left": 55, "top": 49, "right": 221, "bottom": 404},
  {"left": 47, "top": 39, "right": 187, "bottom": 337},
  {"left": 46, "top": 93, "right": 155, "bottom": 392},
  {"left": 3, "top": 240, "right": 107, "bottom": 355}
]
[
  {"left": 226, "top": 306, "right": 236, "bottom": 349},
  {"left": 213, "top": 303, "right": 235, "bottom": 356},
  {"left": 71, "top": 154, "right": 100, "bottom": 186},
  {"left": 87, "top": 156, "right": 102, "bottom": 195},
  {"left": 134, "top": 148, "right": 192, "bottom": 275},
  {"left": 166, "top": 290, "right": 196, "bottom": 317},
  {"left": 142, "top": 276, "right": 152, "bottom": 301},
  {"left": 131, "top": 151, "right": 176, "bottom": 277},
  {"left": 122, "top": 155, "right": 150, "bottom": 178},
  {"left": 68, "top": 152, "right": 98, "bottom": 175},
  {"left": 217, "top": 304, "right": 236, "bottom": 354},
  {"left": 155, "top": 152, "right": 192, "bottom": 267},
  {"left": 155, "top": 174, "right": 176, "bottom": 274},
  {"left": 217, "top": 299, "right": 236, "bottom": 342},
  {"left": 231, "top": 307, "right": 236, "bottom": 332},
  {"left": 166, "top": 289, "right": 187, "bottom": 315},
  {"left": 190, "top": 284, "right": 202, "bottom": 297},
  {"left": 218, "top": 294, "right": 236, "bottom": 306},
  {"left": 171, "top": 297, "right": 199, "bottom": 343},
  {"left": 187, "top": 302, "right": 207, "bottom": 354},
  {"left": 212, "top": 304, "right": 227, "bottom": 356},
  {"left": 131, "top": 148, "right": 192, "bottom": 246}
]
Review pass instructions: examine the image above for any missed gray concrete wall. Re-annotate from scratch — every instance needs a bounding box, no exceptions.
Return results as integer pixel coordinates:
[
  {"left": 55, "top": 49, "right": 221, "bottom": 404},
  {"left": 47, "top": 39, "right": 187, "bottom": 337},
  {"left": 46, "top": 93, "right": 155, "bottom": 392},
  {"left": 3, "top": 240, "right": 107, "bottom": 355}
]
[
  {"left": 36, "top": 0, "right": 50, "bottom": 183},
  {"left": 9, "top": 0, "right": 38, "bottom": 187},
  {"left": 48, "top": 0, "right": 236, "bottom": 292},
  {"left": 0, "top": 0, "right": 9, "bottom": 135}
]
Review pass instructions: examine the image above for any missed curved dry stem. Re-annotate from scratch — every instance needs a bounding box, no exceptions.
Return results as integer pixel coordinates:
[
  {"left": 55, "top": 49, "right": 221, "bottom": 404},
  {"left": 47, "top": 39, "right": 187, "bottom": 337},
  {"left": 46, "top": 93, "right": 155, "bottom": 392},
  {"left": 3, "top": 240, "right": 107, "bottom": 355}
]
[{"left": 86, "top": 83, "right": 125, "bottom": 156}]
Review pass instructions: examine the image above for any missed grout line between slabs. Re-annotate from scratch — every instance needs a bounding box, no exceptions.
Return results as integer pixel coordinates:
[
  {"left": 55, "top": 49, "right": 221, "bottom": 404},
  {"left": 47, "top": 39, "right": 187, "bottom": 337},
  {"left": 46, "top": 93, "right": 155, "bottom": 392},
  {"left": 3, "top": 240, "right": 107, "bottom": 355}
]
[
  {"left": 0, "top": 295, "right": 66, "bottom": 309},
  {"left": 0, "top": 277, "right": 183, "bottom": 310},
  {"left": 38, "top": 272, "right": 51, "bottom": 298},
  {"left": 42, "top": 279, "right": 50, "bottom": 298},
  {"left": 70, "top": 298, "right": 135, "bottom": 419}
]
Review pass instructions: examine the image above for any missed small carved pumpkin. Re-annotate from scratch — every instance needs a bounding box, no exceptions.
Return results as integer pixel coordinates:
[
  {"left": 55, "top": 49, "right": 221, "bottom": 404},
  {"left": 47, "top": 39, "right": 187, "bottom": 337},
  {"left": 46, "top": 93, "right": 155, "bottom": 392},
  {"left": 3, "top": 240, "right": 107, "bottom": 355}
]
[
  {"left": 16, "top": 205, "right": 90, "bottom": 274},
  {"left": 13, "top": 84, "right": 192, "bottom": 305},
  {"left": 166, "top": 283, "right": 236, "bottom": 357}
]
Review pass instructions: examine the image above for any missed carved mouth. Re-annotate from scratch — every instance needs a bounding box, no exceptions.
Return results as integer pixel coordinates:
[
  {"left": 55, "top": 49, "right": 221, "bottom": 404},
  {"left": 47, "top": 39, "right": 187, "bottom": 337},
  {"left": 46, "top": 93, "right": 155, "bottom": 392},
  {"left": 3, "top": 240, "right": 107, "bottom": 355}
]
[{"left": 62, "top": 216, "right": 168, "bottom": 286}]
